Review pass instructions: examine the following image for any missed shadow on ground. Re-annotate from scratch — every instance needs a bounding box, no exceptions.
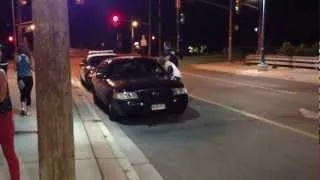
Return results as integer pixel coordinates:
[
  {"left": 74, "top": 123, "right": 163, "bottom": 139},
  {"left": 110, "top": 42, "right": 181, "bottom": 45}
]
[
  {"left": 115, "top": 106, "right": 200, "bottom": 126},
  {"left": 95, "top": 99, "right": 200, "bottom": 126}
]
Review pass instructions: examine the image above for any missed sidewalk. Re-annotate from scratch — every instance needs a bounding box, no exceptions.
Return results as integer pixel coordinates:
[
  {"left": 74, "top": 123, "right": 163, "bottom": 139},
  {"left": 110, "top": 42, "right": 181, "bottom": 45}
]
[
  {"left": 192, "top": 61, "right": 318, "bottom": 84},
  {"left": 0, "top": 67, "right": 140, "bottom": 180}
]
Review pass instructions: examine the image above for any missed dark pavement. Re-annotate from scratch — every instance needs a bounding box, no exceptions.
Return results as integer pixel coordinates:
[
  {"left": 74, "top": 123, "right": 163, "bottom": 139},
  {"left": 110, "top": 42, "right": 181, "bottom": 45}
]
[{"left": 71, "top": 58, "right": 317, "bottom": 180}]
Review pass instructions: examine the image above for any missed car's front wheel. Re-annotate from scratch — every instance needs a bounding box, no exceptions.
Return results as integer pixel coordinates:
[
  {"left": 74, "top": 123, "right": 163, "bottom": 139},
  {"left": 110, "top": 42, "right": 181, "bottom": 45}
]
[{"left": 171, "top": 105, "right": 187, "bottom": 114}]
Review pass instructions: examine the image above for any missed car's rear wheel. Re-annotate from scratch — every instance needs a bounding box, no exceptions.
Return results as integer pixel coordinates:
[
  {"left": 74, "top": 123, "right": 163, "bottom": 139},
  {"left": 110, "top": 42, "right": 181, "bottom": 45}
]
[{"left": 92, "top": 89, "right": 101, "bottom": 106}]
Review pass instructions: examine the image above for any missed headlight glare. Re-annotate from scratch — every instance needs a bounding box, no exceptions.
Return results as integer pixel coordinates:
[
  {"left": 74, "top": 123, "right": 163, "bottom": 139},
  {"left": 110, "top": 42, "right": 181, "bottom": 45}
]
[
  {"left": 113, "top": 91, "right": 138, "bottom": 100},
  {"left": 172, "top": 88, "right": 187, "bottom": 95}
]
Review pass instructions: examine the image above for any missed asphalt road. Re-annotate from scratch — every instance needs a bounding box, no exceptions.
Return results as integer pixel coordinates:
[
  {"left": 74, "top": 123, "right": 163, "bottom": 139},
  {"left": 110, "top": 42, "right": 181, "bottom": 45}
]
[{"left": 71, "top": 58, "right": 317, "bottom": 180}]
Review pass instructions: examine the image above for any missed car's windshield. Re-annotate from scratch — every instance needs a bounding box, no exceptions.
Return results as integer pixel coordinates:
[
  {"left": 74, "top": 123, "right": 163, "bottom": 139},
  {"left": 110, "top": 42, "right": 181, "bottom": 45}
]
[
  {"left": 107, "top": 58, "right": 166, "bottom": 79},
  {"left": 88, "top": 55, "right": 117, "bottom": 67}
]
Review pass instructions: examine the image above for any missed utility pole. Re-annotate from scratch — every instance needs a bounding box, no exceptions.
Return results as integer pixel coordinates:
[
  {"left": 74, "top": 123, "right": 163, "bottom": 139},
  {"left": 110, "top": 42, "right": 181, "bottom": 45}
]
[
  {"left": 10, "top": 0, "right": 17, "bottom": 52},
  {"left": 16, "top": 0, "right": 23, "bottom": 48},
  {"left": 258, "top": 0, "right": 268, "bottom": 70},
  {"left": 32, "top": 0, "right": 75, "bottom": 179},
  {"left": 158, "top": 0, "right": 162, "bottom": 55},
  {"left": 228, "top": 0, "right": 233, "bottom": 61},
  {"left": 131, "top": 24, "right": 135, "bottom": 53},
  {"left": 176, "top": 0, "right": 181, "bottom": 51},
  {"left": 148, "top": 0, "right": 152, "bottom": 56}
]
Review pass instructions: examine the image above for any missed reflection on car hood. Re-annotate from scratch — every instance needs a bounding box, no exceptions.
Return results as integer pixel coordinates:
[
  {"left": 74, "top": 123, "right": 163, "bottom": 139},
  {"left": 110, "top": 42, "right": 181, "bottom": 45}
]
[{"left": 106, "top": 76, "right": 184, "bottom": 91}]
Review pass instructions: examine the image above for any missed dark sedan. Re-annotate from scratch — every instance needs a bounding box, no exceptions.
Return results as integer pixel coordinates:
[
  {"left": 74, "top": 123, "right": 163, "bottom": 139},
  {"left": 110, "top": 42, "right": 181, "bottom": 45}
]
[
  {"left": 80, "top": 53, "right": 117, "bottom": 88},
  {"left": 91, "top": 56, "right": 188, "bottom": 120}
]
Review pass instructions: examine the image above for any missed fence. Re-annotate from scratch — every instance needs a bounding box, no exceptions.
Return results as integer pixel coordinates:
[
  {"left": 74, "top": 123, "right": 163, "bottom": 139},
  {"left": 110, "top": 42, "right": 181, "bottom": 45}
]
[{"left": 245, "top": 54, "right": 318, "bottom": 69}]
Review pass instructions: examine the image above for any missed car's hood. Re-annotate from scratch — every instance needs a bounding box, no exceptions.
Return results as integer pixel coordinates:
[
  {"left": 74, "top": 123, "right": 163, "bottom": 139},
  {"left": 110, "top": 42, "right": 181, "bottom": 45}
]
[{"left": 106, "top": 76, "right": 184, "bottom": 91}]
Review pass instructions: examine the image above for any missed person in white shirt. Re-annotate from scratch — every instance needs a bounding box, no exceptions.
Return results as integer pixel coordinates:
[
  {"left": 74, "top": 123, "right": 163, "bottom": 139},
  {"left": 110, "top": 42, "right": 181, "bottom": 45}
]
[{"left": 158, "top": 56, "right": 182, "bottom": 81}]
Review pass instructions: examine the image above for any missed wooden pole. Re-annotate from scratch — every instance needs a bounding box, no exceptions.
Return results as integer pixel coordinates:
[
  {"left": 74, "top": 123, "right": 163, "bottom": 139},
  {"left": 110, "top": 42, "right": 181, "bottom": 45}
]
[
  {"left": 10, "top": 0, "right": 17, "bottom": 52},
  {"left": 32, "top": 0, "right": 75, "bottom": 179}
]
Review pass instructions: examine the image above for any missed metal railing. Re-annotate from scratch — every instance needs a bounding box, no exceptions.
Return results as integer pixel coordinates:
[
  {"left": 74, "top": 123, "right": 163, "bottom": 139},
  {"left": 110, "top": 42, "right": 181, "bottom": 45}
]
[{"left": 245, "top": 54, "right": 319, "bottom": 69}]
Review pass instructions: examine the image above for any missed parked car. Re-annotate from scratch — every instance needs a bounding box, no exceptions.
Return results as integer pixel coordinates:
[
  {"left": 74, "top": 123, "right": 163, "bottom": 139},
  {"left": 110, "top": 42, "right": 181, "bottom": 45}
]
[
  {"left": 80, "top": 51, "right": 117, "bottom": 88},
  {"left": 91, "top": 56, "right": 188, "bottom": 120}
]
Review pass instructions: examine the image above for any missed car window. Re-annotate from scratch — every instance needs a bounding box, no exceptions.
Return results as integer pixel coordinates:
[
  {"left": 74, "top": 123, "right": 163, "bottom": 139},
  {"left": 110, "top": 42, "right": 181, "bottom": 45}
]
[
  {"left": 88, "top": 55, "right": 117, "bottom": 67},
  {"left": 108, "top": 58, "right": 166, "bottom": 79}
]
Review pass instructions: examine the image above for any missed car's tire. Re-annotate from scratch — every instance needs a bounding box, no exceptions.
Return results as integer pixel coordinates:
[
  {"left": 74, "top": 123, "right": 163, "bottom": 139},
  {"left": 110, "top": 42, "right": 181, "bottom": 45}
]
[
  {"left": 92, "top": 90, "right": 100, "bottom": 106},
  {"left": 108, "top": 103, "right": 118, "bottom": 121}
]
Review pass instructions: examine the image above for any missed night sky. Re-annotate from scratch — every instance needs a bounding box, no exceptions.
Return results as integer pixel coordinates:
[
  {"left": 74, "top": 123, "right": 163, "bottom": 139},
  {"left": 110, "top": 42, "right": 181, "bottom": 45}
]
[{"left": 0, "top": 0, "right": 318, "bottom": 53}]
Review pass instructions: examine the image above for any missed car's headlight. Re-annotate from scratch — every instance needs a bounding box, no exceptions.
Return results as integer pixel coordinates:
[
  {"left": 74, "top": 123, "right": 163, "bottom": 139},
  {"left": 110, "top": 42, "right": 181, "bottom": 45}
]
[
  {"left": 172, "top": 88, "right": 188, "bottom": 95},
  {"left": 113, "top": 92, "right": 138, "bottom": 100}
]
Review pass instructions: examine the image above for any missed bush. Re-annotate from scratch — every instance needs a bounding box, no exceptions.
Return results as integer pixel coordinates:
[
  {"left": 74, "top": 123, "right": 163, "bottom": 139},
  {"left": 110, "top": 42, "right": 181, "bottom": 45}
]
[
  {"left": 278, "top": 42, "right": 319, "bottom": 56},
  {"left": 279, "top": 42, "right": 295, "bottom": 56},
  {"left": 294, "top": 44, "right": 307, "bottom": 56},
  {"left": 311, "top": 42, "right": 319, "bottom": 56}
]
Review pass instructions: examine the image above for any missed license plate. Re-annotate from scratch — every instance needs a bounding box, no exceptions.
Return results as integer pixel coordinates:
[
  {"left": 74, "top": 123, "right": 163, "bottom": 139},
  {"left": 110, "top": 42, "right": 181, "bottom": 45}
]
[{"left": 151, "top": 104, "right": 166, "bottom": 111}]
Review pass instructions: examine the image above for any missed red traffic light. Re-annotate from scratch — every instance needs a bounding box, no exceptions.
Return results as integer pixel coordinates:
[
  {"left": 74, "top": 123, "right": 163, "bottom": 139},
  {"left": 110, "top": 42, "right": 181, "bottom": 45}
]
[
  {"left": 112, "top": 15, "right": 119, "bottom": 23},
  {"left": 8, "top": 36, "right": 14, "bottom": 42}
]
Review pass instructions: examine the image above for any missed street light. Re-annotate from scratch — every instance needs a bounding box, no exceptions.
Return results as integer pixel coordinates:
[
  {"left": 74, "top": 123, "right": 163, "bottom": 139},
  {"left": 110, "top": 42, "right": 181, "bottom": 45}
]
[
  {"left": 132, "top": 20, "right": 139, "bottom": 28},
  {"left": 30, "top": 24, "right": 36, "bottom": 31},
  {"left": 131, "top": 20, "right": 139, "bottom": 53}
]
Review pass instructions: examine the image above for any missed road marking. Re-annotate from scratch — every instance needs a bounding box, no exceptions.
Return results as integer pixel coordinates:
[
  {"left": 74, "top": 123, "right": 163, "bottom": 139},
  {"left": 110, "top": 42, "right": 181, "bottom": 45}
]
[
  {"left": 183, "top": 72, "right": 297, "bottom": 95},
  {"left": 299, "top": 108, "right": 319, "bottom": 120},
  {"left": 190, "top": 94, "right": 317, "bottom": 140}
]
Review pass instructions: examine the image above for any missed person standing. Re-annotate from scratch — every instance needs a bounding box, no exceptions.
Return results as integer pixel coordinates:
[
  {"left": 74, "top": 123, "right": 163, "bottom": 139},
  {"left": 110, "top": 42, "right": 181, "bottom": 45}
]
[
  {"left": 15, "top": 48, "right": 34, "bottom": 115},
  {"left": 158, "top": 56, "right": 182, "bottom": 81},
  {"left": 0, "top": 68, "right": 20, "bottom": 180},
  {"left": 0, "top": 47, "right": 8, "bottom": 73},
  {"left": 163, "top": 42, "right": 179, "bottom": 67}
]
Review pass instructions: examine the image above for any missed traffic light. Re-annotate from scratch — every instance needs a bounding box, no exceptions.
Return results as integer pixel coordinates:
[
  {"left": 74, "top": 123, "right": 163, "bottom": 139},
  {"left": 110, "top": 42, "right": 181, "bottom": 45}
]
[
  {"left": 112, "top": 15, "right": 119, "bottom": 23},
  {"left": 8, "top": 36, "right": 14, "bottom": 43},
  {"left": 235, "top": 0, "right": 240, "bottom": 14},
  {"left": 112, "top": 15, "right": 120, "bottom": 27},
  {"left": 179, "top": 13, "right": 185, "bottom": 24}
]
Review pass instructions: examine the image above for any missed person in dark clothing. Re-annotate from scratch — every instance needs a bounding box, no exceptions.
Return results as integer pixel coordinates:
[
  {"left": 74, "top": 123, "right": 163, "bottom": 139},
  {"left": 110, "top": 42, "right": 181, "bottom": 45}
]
[
  {"left": 0, "top": 68, "right": 20, "bottom": 180},
  {"left": 163, "top": 42, "right": 179, "bottom": 67},
  {"left": 15, "top": 48, "right": 34, "bottom": 115}
]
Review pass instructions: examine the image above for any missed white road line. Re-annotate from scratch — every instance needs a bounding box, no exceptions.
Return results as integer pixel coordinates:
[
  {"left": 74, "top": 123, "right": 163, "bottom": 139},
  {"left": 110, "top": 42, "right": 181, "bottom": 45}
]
[
  {"left": 190, "top": 94, "right": 317, "bottom": 140},
  {"left": 183, "top": 72, "right": 297, "bottom": 95}
]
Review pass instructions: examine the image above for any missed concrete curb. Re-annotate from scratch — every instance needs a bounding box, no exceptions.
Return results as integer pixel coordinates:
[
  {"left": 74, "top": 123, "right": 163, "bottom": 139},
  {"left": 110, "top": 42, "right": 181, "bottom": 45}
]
[
  {"left": 71, "top": 76, "right": 163, "bottom": 180},
  {"left": 192, "top": 64, "right": 318, "bottom": 85}
]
